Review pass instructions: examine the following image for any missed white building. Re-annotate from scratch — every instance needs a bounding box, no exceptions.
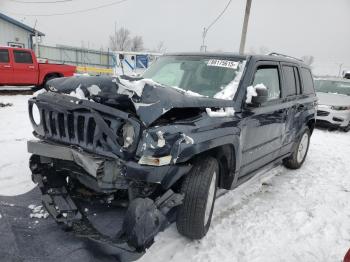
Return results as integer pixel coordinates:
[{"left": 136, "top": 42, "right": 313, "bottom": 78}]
[{"left": 0, "top": 13, "right": 45, "bottom": 49}]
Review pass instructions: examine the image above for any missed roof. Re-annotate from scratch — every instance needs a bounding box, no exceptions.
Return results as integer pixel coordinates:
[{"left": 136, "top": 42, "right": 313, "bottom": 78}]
[
  {"left": 163, "top": 52, "right": 308, "bottom": 67},
  {"left": 0, "top": 13, "right": 45, "bottom": 36}
]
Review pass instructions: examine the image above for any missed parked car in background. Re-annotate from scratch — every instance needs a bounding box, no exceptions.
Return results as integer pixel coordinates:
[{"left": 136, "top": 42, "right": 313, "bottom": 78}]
[
  {"left": 0, "top": 47, "right": 76, "bottom": 89},
  {"left": 315, "top": 78, "right": 350, "bottom": 132}
]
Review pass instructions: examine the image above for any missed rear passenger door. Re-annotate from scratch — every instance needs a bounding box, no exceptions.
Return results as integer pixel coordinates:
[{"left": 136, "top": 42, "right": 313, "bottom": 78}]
[{"left": 280, "top": 63, "right": 300, "bottom": 153}]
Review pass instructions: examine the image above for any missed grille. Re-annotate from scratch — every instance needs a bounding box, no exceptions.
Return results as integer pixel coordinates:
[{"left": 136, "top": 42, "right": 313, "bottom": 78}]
[
  {"left": 317, "top": 110, "right": 330, "bottom": 116},
  {"left": 39, "top": 108, "right": 132, "bottom": 157}
]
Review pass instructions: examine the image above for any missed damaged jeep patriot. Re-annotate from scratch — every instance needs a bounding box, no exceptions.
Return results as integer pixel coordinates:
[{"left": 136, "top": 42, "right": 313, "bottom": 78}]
[{"left": 27, "top": 52, "right": 316, "bottom": 259}]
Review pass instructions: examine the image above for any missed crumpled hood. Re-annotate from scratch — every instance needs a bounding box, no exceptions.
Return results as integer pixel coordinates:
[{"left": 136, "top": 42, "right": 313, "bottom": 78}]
[
  {"left": 47, "top": 76, "right": 234, "bottom": 126},
  {"left": 317, "top": 92, "right": 350, "bottom": 107}
]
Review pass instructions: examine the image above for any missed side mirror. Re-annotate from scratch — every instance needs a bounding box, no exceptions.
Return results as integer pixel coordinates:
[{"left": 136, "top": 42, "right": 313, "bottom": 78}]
[{"left": 251, "top": 87, "right": 268, "bottom": 105}]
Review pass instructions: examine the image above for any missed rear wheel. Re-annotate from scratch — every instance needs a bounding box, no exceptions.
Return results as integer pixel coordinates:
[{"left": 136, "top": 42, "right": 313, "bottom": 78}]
[
  {"left": 176, "top": 157, "right": 218, "bottom": 239},
  {"left": 283, "top": 128, "right": 311, "bottom": 169}
]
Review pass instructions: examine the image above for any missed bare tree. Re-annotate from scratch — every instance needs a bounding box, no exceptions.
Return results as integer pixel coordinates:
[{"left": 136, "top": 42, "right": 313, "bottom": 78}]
[
  {"left": 109, "top": 27, "right": 131, "bottom": 51},
  {"left": 301, "top": 55, "right": 314, "bottom": 66},
  {"left": 156, "top": 41, "right": 166, "bottom": 53},
  {"left": 130, "top": 36, "right": 144, "bottom": 52}
]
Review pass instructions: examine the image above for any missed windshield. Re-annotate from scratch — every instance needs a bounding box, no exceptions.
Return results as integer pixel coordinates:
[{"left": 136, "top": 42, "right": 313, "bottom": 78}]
[
  {"left": 315, "top": 79, "right": 350, "bottom": 96},
  {"left": 142, "top": 55, "right": 246, "bottom": 99}
]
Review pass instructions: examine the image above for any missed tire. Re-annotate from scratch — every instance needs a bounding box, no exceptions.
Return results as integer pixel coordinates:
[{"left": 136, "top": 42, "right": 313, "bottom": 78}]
[
  {"left": 283, "top": 128, "right": 311, "bottom": 169},
  {"left": 43, "top": 75, "right": 59, "bottom": 90},
  {"left": 176, "top": 157, "right": 219, "bottom": 239}
]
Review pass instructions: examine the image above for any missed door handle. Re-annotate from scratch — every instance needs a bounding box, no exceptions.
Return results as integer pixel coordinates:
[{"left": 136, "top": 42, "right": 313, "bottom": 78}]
[
  {"left": 3, "top": 65, "right": 11, "bottom": 68},
  {"left": 28, "top": 65, "right": 35, "bottom": 69}
]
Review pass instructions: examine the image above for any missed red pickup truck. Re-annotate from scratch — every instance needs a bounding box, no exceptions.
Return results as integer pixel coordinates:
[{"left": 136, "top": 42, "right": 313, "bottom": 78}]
[{"left": 0, "top": 47, "right": 76, "bottom": 88}]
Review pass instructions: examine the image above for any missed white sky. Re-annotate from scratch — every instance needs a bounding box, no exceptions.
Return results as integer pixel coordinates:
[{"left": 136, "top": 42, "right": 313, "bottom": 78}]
[{"left": 1, "top": 0, "right": 350, "bottom": 75}]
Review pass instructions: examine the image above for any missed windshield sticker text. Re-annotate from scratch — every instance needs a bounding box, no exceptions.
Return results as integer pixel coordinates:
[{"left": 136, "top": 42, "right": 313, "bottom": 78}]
[{"left": 207, "top": 59, "right": 239, "bottom": 69}]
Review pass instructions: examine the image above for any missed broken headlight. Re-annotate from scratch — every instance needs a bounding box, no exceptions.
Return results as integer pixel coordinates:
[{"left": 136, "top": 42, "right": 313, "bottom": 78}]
[
  {"left": 138, "top": 155, "right": 172, "bottom": 166},
  {"left": 122, "top": 122, "right": 135, "bottom": 148},
  {"left": 31, "top": 103, "right": 41, "bottom": 126}
]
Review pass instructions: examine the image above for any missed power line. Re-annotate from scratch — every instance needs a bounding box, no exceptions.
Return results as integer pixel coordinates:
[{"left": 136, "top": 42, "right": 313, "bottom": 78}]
[
  {"left": 200, "top": 0, "right": 233, "bottom": 51},
  {"left": 206, "top": 0, "right": 233, "bottom": 32},
  {"left": 8, "top": 0, "right": 74, "bottom": 3},
  {"left": 4, "top": 0, "right": 131, "bottom": 16}
]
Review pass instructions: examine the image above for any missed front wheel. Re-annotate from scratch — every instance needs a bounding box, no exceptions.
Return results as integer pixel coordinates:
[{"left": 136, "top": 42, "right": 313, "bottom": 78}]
[
  {"left": 176, "top": 157, "right": 218, "bottom": 239},
  {"left": 283, "top": 128, "right": 311, "bottom": 169}
]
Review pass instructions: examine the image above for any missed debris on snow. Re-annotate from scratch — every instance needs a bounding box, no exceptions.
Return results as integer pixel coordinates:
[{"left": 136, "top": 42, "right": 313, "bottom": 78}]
[
  {"left": 246, "top": 83, "right": 267, "bottom": 104},
  {"left": 0, "top": 102, "right": 13, "bottom": 108},
  {"left": 28, "top": 205, "right": 49, "bottom": 219}
]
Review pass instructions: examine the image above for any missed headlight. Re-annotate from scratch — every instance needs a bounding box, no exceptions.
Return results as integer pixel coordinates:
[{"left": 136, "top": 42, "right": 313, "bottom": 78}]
[
  {"left": 138, "top": 155, "right": 172, "bottom": 166},
  {"left": 32, "top": 103, "right": 41, "bottom": 125},
  {"left": 122, "top": 122, "right": 135, "bottom": 148},
  {"left": 331, "top": 105, "right": 350, "bottom": 111}
]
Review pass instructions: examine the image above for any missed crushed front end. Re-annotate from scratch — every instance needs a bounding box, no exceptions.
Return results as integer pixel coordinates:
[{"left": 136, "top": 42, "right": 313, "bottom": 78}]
[{"left": 27, "top": 89, "right": 188, "bottom": 260}]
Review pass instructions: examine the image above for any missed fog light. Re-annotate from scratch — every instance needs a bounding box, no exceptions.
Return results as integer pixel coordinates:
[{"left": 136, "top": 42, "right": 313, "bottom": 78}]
[
  {"left": 32, "top": 103, "right": 41, "bottom": 125},
  {"left": 138, "top": 155, "right": 172, "bottom": 166}
]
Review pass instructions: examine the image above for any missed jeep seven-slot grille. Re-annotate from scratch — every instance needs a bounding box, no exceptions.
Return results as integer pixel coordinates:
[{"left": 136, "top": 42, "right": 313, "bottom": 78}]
[
  {"left": 317, "top": 110, "right": 330, "bottom": 116},
  {"left": 41, "top": 109, "right": 126, "bottom": 153}
]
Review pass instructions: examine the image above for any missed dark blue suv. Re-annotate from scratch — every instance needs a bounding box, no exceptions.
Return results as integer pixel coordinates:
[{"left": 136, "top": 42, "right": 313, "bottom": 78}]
[{"left": 27, "top": 52, "right": 317, "bottom": 259}]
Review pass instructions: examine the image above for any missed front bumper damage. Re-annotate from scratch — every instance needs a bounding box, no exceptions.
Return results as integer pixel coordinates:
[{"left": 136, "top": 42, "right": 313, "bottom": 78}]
[{"left": 28, "top": 140, "right": 185, "bottom": 261}]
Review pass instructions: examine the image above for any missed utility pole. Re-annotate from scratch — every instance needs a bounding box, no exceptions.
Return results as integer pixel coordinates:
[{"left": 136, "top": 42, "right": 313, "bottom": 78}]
[
  {"left": 239, "top": 0, "right": 252, "bottom": 55},
  {"left": 33, "top": 19, "right": 39, "bottom": 57},
  {"left": 200, "top": 27, "right": 208, "bottom": 52}
]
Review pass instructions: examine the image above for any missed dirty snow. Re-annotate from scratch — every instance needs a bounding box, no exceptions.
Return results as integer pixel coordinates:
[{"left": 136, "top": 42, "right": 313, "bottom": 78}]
[{"left": 0, "top": 94, "right": 350, "bottom": 262}]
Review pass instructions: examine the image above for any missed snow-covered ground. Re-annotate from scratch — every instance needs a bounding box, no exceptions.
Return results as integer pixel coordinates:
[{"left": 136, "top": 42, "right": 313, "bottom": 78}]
[{"left": 0, "top": 94, "right": 349, "bottom": 261}]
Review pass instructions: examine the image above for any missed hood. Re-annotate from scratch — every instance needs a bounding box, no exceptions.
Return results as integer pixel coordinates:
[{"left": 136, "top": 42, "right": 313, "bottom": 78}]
[
  {"left": 46, "top": 76, "right": 234, "bottom": 126},
  {"left": 317, "top": 92, "right": 350, "bottom": 107}
]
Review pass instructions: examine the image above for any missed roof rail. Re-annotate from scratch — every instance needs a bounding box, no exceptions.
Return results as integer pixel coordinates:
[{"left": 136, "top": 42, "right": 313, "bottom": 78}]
[{"left": 268, "top": 52, "right": 304, "bottom": 63}]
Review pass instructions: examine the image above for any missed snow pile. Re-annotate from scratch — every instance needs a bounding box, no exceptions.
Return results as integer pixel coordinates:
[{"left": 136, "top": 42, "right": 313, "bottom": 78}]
[
  {"left": 28, "top": 204, "right": 49, "bottom": 219},
  {"left": 0, "top": 95, "right": 35, "bottom": 196},
  {"left": 246, "top": 83, "right": 267, "bottom": 104},
  {"left": 69, "top": 85, "right": 88, "bottom": 100},
  {"left": 117, "top": 78, "right": 160, "bottom": 97}
]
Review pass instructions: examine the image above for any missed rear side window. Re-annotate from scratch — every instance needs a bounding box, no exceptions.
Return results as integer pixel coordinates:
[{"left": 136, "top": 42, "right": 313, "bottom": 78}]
[
  {"left": 282, "top": 66, "right": 297, "bottom": 96},
  {"left": 253, "top": 66, "right": 281, "bottom": 101},
  {"left": 301, "top": 68, "right": 315, "bottom": 94},
  {"left": 13, "top": 50, "right": 33, "bottom": 64},
  {"left": 0, "top": 49, "right": 9, "bottom": 63}
]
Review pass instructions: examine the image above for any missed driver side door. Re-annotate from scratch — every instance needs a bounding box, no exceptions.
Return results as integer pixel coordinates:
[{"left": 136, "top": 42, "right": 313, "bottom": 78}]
[{"left": 239, "top": 61, "right": 287, "bottom": 176}]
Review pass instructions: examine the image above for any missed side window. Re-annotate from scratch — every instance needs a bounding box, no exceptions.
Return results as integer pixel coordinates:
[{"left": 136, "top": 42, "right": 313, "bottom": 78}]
[
  {"left": 0, "top": 49, "right": 10, "bottom": 63},
  {"left": 253, "top": 66, "right": 281, "bottom": 101},
  {"left": 13, "top": 50, "right": 33, "bottom": 64},
  {"left": 300, "top": 68, "right": 315, "bottom": 94},
  {"left": 282, "top": 66, "right": 297, "bottom": 97}
]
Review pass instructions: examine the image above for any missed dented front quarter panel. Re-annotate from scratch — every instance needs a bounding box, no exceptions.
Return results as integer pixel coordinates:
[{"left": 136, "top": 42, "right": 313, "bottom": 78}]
[{"left": 137, "top": 113, "right": 242, "bottom": 166}]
